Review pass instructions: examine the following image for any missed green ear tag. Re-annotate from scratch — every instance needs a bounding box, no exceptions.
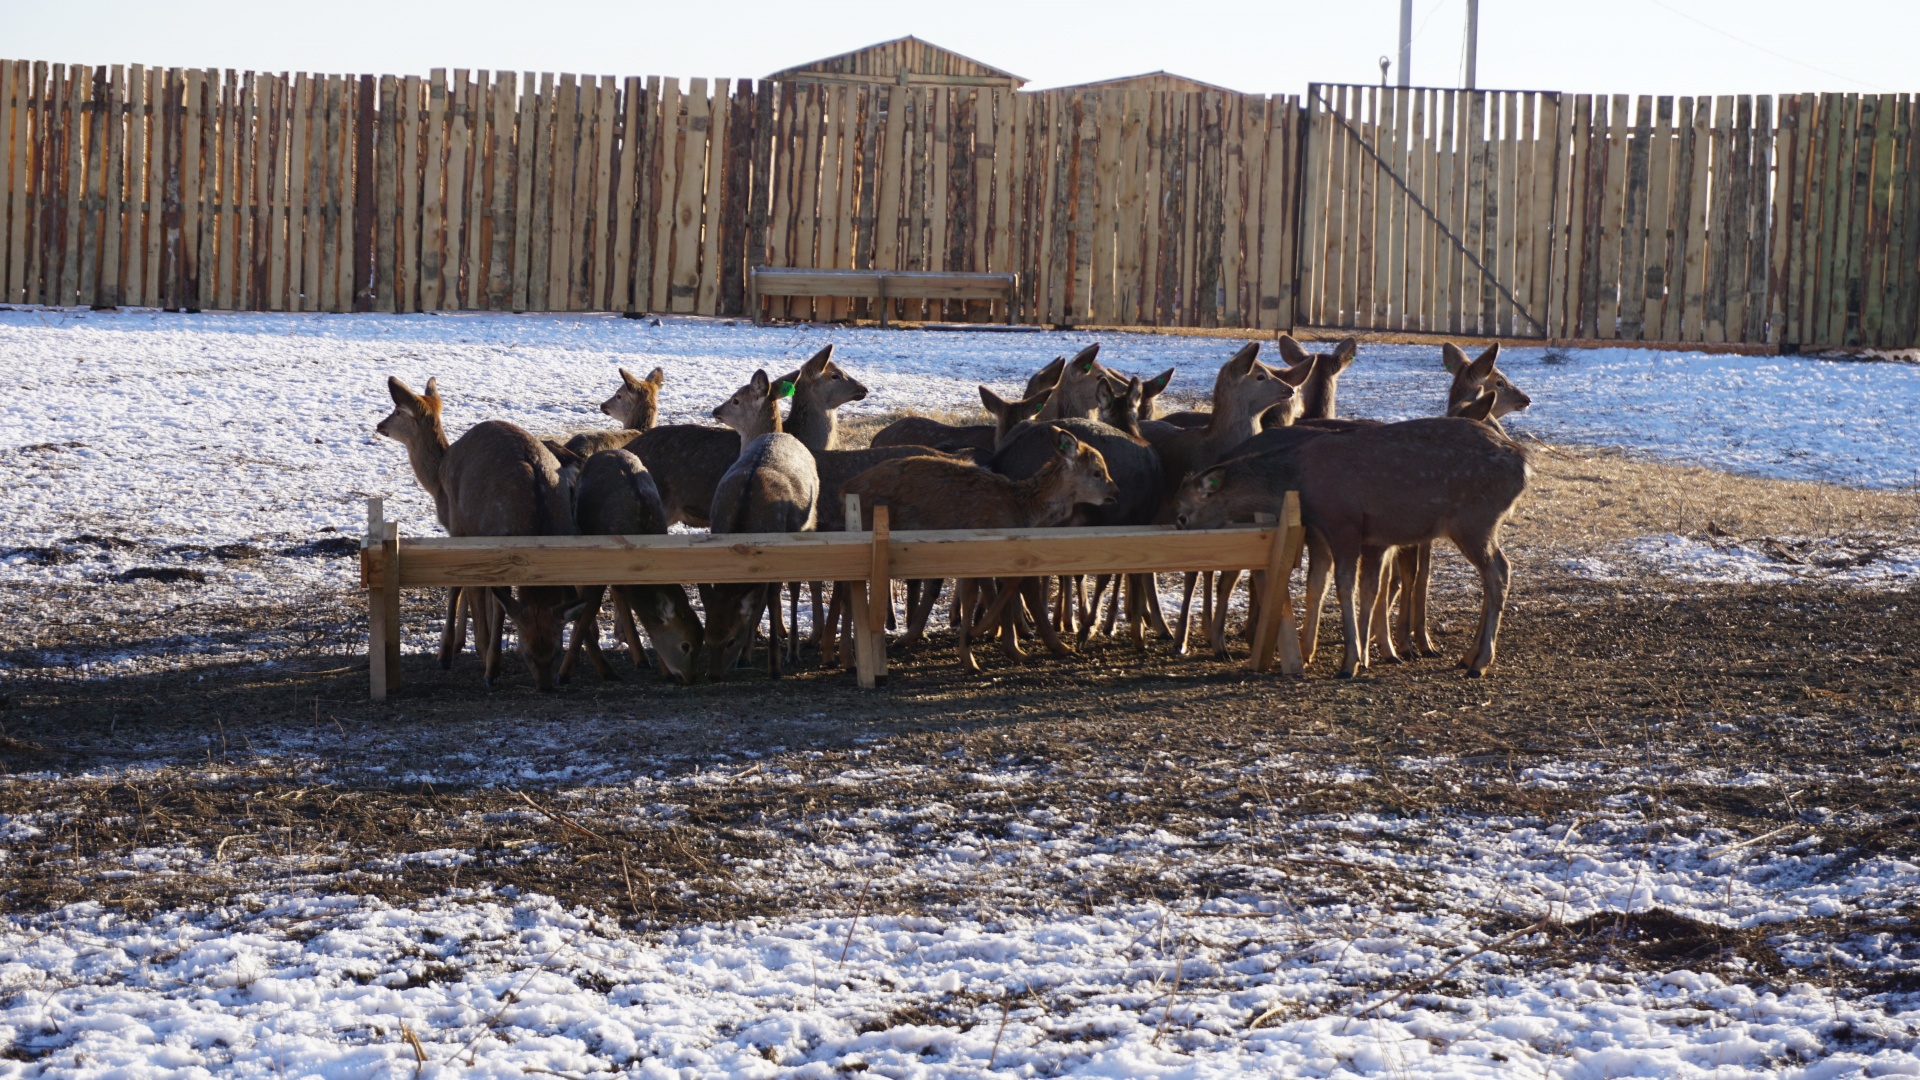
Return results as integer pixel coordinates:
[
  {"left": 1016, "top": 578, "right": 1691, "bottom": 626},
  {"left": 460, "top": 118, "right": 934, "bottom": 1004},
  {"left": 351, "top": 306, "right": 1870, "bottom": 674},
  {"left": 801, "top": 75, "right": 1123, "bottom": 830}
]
[{"left": 774, "top": 380, "right": 796, "bottom": 399}]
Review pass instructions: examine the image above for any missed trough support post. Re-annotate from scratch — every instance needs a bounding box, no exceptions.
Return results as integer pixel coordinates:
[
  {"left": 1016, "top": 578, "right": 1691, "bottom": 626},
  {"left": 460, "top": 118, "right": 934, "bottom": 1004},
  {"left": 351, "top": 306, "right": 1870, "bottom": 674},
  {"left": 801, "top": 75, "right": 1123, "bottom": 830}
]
[
  {"left": 866, "top": 502, "right": 891, "bottom": 687},
  {"left": 842, "top": 494, "right": 877, "bottom": 689},
  {"left": 1249, "top": 492, "right": 1305, "bottom": 675},
  {"left": 363, "top": 498, "right": 402, "bottom": 700}
]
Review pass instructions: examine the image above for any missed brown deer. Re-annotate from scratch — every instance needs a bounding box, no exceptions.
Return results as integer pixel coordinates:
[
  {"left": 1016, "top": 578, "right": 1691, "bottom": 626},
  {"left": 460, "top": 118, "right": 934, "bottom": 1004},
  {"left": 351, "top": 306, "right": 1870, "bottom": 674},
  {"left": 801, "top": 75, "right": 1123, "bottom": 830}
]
[
  {"left": 1035, "top": 344, "right": 1115, "bottom": 422},
  {"left": 1175, "top": 406, "right": 1528, "bottom": 678},
  {"left": 562, "top": 449, "right": 705, "bottom": 685},
  {"left": 780, "top": 345, "right": 868, "bottom": 453},
  {"left": 375, "top": 377, "right": 590, "bottom": 691},
  {"left": 565, "top": 367, "right": 665, "bottom": 459},
  {"left": 842, "top": 429, "right": 1117, "bottom": 673},
  {"left": 701, "top": 431, "right": 820, "bottom": 679},
  {"left": 868, "top": 383, "right": 1051, "bottom": 456}
]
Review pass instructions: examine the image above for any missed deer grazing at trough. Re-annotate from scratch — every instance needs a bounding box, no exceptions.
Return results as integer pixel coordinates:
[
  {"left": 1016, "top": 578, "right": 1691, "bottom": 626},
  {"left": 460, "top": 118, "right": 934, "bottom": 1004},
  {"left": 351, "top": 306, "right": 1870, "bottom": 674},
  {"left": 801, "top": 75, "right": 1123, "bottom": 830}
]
[
  {"left": 565, "top": 367, "right": 665, "bottom": 459},
  {"left": 375, "top": 377, "right": 592, "bottom": 691},
  {"left": 563, "top": 449, "right": 705, "bottom": 686},
  {"left": 701, "top": 429, "right": 820, "bottom": 680},
  {"left": 1175, "top": 406, "right": 1529, "bottom": 678},
  {"left": 1147, "top": 342, "right": 1311, "bottom": 654},
  {"left": 842, "top": 428, "right": 1118, "bottom": 673}
]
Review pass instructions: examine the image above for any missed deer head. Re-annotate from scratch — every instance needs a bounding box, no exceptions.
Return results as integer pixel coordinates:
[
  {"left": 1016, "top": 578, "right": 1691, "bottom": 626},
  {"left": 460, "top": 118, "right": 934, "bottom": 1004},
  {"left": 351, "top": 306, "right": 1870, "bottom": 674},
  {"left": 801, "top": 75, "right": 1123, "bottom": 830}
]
[
  {"left": 602, "top": 367, "right": 664, "bottom": 432},
  {"left": 488, "top": 585, "right": 595, "bottom": 692},
  {"left": 1443, "top": 343, "right": 1531, "bottom": 418}
]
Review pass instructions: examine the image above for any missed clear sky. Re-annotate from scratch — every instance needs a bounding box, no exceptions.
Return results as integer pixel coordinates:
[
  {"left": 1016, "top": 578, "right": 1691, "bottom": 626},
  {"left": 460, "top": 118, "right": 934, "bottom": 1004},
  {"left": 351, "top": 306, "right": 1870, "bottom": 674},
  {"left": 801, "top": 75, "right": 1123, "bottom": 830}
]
[{"left": 4, "top": 0, "right": 1909, "bottom": 97}]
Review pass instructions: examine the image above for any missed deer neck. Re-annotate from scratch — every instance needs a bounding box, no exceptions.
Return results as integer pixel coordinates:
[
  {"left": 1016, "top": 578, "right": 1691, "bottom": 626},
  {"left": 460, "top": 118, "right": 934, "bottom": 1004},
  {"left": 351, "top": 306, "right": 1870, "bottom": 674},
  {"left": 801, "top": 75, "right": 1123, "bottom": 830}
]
[
  {"left": 738, "top": 398, "right": 782, "bottom": 442},
  {"left": 1202, "top": 391, "right": 1268, "bottom": 453},
  {"left": 786, "top": 389, "right": 836, "bottom": 451},
  {"left": 1011, "top": 466, "right": 1078, "bottom": 528},
  {"left": 404, "top": 422, "right": 452, "bottom": 529}
]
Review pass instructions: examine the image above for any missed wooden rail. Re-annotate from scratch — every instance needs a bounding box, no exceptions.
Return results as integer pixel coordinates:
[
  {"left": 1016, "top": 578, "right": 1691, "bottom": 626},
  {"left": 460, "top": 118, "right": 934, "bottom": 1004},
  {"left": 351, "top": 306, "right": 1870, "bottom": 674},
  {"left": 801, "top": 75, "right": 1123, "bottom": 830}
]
[
  {"left": 358, "top": 493, "right": 1305, "bottom": 700},
  {"left": 749, "top": 267, "right": 1017, "bottom": 325}
]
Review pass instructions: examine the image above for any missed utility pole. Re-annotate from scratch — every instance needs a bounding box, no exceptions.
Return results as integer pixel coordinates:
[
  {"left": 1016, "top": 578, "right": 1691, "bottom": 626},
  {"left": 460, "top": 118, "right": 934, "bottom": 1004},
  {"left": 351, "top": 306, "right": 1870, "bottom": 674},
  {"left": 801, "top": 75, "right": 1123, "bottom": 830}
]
[
  {"left": 1464, "top": 0, "right": 1480, "bottom": 90},
  {"left": 1398, "top": 0, "right": 1413, "bottom": 87}
]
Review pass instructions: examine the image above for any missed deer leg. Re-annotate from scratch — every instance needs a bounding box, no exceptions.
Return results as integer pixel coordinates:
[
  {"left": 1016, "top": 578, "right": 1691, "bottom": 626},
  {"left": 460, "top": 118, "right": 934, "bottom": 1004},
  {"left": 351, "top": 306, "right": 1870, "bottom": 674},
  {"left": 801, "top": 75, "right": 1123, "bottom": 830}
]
[
  {"left": 1366, "top": 550, "right": 1401, "bottom": 665},
  {"left": 480, "top": 590, "right": 505, "bottom": 687},
  {"left": 438, "top": 588, "right": 467, "bottom": 670},
  {"left": 1332, "top": 552, "right": 1364, "bottom": 679},
  {"left": 1389, "top": 548, "right": 1416, "bottom": 659},
  {"left": 1097, "top": 572, "right": 1122, "bottom": 639},
  {"left": 608, "top": 586, "right": 647, "bottom": 667},
  {"left": 1078, "top": 575, "right": 1109, "bottom": 644},
  {"left": 904, "top": 579, "right": 939, "bottom": 648},
  {"left": 1302, "top": 535, "right": 1333, "bottom": 667},
  {"left": 1023, "top": 577, "right": 1073, "bottom": 657},
  {"left": 1123, "top": 576, "right": 1144, "bottom": 649},
  {"left": 1142, "top": 575, "right": 1172, "bottom": 640},
  {"left": 1172, "top": 572, "right": 1200, "bottom": 655},
  {"left": 763, "top": 590, "right": 782, "bottom": 679},
  {"left": 956, "top": 579, "right": 981, "bottom": 674},
  {"left": 1453, "top": 537, "right": 1509, "bottom": 677},
  {"left": 1207, "top": 570, "right": 1239, "bottom": 658},
  {"left": 1200, "top": 571, "right": 1215, "bottom": 644},
  {"left": 1412, "top": 542, "right": 1439, "bottom": 657}
]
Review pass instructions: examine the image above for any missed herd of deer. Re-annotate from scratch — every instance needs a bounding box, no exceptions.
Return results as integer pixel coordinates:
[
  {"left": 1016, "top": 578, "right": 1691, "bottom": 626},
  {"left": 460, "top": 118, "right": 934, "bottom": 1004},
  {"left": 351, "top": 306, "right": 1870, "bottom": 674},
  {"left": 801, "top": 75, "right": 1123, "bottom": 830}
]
[{"left": 374, "top": 334, "right": 1533, "bottom": 692}]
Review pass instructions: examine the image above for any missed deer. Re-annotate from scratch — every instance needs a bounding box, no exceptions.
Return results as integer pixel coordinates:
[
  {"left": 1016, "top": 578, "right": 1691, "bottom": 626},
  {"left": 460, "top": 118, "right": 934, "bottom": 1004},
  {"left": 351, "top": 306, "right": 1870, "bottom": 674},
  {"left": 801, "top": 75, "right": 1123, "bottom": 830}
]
[
  {"left": 991, "top": 376, "right": 1166, "bottom": 649},
  {"left": 701, "top": 430, "right": 820, "bottom": 680},
  {"left": 842, "top": 428, "right": 1117, "bottom": 673},
  {"left": 375, "top": 377, "right": 591, "bottom": 691},
  {"left": 1147, "top": 335, "right": 1351, "bottom": 436},
  {"left": 1147, "top": 342, "right": 1312, "bottom": 655},
  {"left": 565, "top": 367, "right": 665, "bottom": 459},
  {"left": 776, "top": 345, "right": 868, "bottom": 453},
  {"left": 1035, "top": 344, "right": 1121, "bottom": 422},
  {"left": 1174, "top": 402, "right": 1528, "bottom": 679},
  {"left": 868, "top": 382, "right": 1052, "bottom": 456},
  {"left": 1379, "top": 342, "right": 1534, "bottom": 660},
  {"left": 561, "top": 448, "right": 705, "bottom": 686}
]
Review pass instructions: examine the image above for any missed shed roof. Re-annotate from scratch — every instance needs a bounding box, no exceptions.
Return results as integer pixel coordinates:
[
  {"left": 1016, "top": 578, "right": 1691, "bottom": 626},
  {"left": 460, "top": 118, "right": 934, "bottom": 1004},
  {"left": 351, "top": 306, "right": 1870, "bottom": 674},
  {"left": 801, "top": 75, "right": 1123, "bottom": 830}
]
[{"left": 768, "top": 35, "right": 1026, "bottom": 87}]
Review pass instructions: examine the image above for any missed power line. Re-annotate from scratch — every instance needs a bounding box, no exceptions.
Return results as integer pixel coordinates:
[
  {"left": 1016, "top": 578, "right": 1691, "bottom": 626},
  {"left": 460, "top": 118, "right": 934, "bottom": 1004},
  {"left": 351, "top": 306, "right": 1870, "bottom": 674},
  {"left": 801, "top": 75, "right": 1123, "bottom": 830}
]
[{"left": 1646, "top": 0, "right": 1890, "bottom": 92}]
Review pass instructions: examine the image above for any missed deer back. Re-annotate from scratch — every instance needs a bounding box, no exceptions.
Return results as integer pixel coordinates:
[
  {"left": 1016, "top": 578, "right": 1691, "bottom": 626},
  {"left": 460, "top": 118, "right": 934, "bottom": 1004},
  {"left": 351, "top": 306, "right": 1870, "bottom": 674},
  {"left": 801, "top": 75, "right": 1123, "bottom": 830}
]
[{"left": 623, "top": 424, "right": 741, "bottom": 528}]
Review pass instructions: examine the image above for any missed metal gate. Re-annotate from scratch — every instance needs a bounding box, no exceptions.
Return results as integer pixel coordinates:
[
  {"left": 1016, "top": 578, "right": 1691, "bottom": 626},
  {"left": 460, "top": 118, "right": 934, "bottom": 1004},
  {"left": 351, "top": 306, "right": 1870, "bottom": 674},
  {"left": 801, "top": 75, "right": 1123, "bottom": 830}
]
[{"left": 1296, "top": 83, "right": 1564, "bottom": 339}]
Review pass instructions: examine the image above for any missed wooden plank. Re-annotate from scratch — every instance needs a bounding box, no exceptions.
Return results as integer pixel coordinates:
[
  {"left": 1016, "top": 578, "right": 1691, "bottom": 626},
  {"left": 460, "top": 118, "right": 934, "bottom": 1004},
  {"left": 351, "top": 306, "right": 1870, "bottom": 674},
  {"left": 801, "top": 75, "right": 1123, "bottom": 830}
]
[
  {"left": 419, "top": 71, "right": 447, "bottom": 310},
  {"left": 1388, "top": 88, "right": 1414, "bottom": 330},
  {"left": 1640, "top": 96, "right": 1674, "bottom": 337},
  {"left": 1859, "top": 93, "right": 1895, "bottom": 346},
  {"left": 507, "top": 73, "right": 537, "bottom": 311},
  {"left": 1590, "top": 95, "right": 1626, "bottom": 339},
  {"left": 1723, "top": 96, "right": 1753, "bottom": 343},
  {"left": 1743, "top": 96, "right": 1773, "bottom": 344},
  {"left": 122, "top": 64, "right": 150, "bottom": 307},
  {"left": 1895, "top": 98, "right": 1920, "bottom": 347},
  {"left": 1138, "top": 92, "right": 1164, "bottom": 325},
  {"left": 4, "top": 62, "right": 31, "bottom": 303},
  {"left": 1814, "top": 94, "right": 1850, "bottom": 347},
  {"left": 696, "top": 78, "right": 728, "bottom": 315},
  {"left": 370, "top": 75, "right": 397, "bottom": 312},
  {"left": 668, "top": 77, "right": 708, "bottom": 314},
  {"left": 339, "top": 75, "right": 364, "bottom": 312},
  {"left": 1336, "top": 87, "right": 1362, "bottom": 328},
  {"left": 143, "top": 66, "right": 166, "bottom": 307},
  {"left": 97, "top": 66, "right": 126, "bottom": 307},
  {"left": 971, "top": 88, "right": 997, "bottom": 311},
  {"left": 284, "top": 73, "right": 310, "bottom": 311},
  {"left": 1493, "top": 93, "right": 1518, "bottom": 335},
  {"left": 25, "top": 63, "right": 51, "bottom": 306},
  {"left": 608, "top": 76, "right": 642, "bottom": 312},
  {"left": 646, "top": 77, "right": 679, "bottom": 313},
  {"left": 1701, "top": 95, "right": 1733, "bottom": 342},
  {"left": 812, "top": 83, "right": 843, "bottom": 316},
  {"left": 1459, "top": 91, "right": 1487, "bottom": 335},
  {"left": 1615, "top": 95, "right": 1652, "bottom": 339},
  {"left": 460, "top": 73, "right": 490, "bottom": 310},
  {"left": 1401, "top": 90, "right": 1427, "bottom": 332},
  {"left": 1774, "top": 94, "right": 1805, "bottom": 344},
  {"left": 440, "top": 71, "right": 471, "bottom": 309},
  {"left": 1834, "top": 93, "right": 1871, "bottom": 345},
  {"left": 1256, "top": 95, "right": 1291, "bottom": 330},
  {"left": 1180, "top": 93, "right": 1204, "bottom": 325},
  {"left": 1515, "top": 93, "right": 1542, "bottom": 335},
  {"left": 391, "top": 524, "right": 1280, "bottom": 588},
  {"left": 1361, "top": 88, "right": 1389, "bottom": 329},
  {"left": 193, "top": 68, "right": 221, "bottom": 311},
  {"left": 745, "top": 80, "right": 774, "bottom": 311},
  {"left": 851, "top": 85, "right": 883, "bottom": 315},
  {"left": 1293, "top": 90, "right": 1324, "bottom": 326},
  {"left": 349, "top": 74, "right": 375, "bottom": 311},
  {"left": 1433, "top": 91, "right": 1457, "bottom": 334},
  {"left": 0, "top": 61, "right": 14, "bottom": 302},
  {"left": 764, "top": 79, "right": 795, "bottom": 294},
  {"left": 238, "top": 72, "right": 262, "bottom": 309},
  {"left": 317, "top": 74, "right": 338, "bottom": 312},
  {"left": 873, "top": 84, "right": 908, "bottom": 289},
  {"left": 1677, "top": 97, "right": 1711, "bottom": 341},
  {"left": 394, "top": 75, "right": 419, "bottom": 312},
  {"left": 585, "top": 75, "right": 616, "bottom": 309},
  {"left": 1090, "top": 89, "right": 1123, "bottom": 324},
  {"left": 562, "top": 73, "right": 598, "bottom": 310},
  {"left": 989, "top": 87, "right": 1015, "bottom": 300},
  {"left": 1111, "top": 89, "right": 1146, "bottom": 324},
  {"left": 542, "top": 72, "right": 576, "bottom": 309},
  {"left": 1660, "top": 97, "right": 1693, "bottom": 341},
  {"left": 1529, "top": 94, "right": 1561, "bottom": 335},
  {"left": 59, "top": 65, "right": 90, "bottom": 307},
  {"left": 485, "top": 74, "right": 514, "bottom": 310},
  {"left": 260, "top": 72, "right": 287, "bottom": 310}
]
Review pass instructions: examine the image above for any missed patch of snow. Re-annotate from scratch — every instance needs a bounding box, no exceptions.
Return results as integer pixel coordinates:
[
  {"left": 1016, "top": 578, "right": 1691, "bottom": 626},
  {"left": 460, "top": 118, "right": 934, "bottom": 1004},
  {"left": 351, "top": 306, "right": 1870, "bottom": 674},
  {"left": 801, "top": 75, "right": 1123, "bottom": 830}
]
[{"left": 1571, "top": 533, "right": 1920, "bottom": 589}]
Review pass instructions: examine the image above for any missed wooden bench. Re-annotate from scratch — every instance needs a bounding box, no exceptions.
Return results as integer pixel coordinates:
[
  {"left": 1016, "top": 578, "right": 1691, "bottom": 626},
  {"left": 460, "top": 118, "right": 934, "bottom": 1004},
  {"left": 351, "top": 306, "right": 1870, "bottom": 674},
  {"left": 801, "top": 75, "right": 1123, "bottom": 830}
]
[
  {"left": 360, "top": 493, "right": 1304, "bottom": 700},
  {"left": 750, "top": 267, "right": 1019, "bottom": 326}
]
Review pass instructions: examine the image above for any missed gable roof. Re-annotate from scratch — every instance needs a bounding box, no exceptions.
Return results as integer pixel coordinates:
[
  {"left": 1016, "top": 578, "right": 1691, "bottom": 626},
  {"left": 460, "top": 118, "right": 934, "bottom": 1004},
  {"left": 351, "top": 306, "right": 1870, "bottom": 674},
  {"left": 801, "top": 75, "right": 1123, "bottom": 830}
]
[
  {"left": 1036, "top": 70, "right": 1242, "bottom": 95},
  {"left": 768, "top": 35, "right": 1026, "bottom": 87}
]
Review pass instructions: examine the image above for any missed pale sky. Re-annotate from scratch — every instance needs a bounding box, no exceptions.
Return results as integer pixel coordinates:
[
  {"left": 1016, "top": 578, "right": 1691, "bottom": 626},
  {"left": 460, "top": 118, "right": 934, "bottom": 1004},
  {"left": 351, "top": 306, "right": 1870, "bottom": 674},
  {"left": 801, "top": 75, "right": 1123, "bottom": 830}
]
[{"left": 4, "top": 0, "right": 1909, "bottom": 97}]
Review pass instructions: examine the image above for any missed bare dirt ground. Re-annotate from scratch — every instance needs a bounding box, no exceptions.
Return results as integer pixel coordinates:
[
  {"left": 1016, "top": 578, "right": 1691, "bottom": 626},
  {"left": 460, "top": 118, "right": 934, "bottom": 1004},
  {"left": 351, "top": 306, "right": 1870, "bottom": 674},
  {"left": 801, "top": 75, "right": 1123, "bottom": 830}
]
[{"left": 1, "top": 443, "right": 1915, "bottom": 1014}]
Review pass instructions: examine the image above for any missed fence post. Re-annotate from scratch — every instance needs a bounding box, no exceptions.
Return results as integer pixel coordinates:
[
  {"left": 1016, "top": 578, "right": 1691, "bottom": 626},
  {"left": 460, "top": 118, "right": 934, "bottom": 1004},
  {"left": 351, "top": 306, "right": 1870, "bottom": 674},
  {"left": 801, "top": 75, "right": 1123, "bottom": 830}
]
[
  {"left": 1249, "top": 491, "right": 1304, "bottom": 675},
  {"left": 842, "top": 494, "right": 877, "bottom": 689},
  {"left": 866, "top": 502, "right": 891, "bottom": 687},
  {"left": 363, "top": 497, "right": 401, "bottom": 700}
]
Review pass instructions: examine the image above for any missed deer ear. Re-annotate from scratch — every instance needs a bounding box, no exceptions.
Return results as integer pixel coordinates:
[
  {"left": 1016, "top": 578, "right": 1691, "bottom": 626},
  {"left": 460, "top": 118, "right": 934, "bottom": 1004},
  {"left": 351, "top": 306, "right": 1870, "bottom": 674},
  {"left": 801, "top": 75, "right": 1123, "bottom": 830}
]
[
  {"left": 1055, "top": 430, "right": 1078, "bottom": 457},
  {"left": 1441, "top": 342, "right": 1469, "bottom": 375},
  {"left": 1197, "top": 466, "right": 1227, "bottom": 494},
  {"left": 1278, "top": 361, "right": 1314, "bottom": 388},
  {"left": 1069, "top": 343, "right": 1101, "bottom": 373},
  {"left": 646, "top": 366, "right": 665, "bottom": 386},
  {"left": 422, "top": 377, "right": 440, "bottom": 400},
  {"left": 1458, "top": 390, "right": 1498, "bottom": 422},
  {"left": 1466, "top": 344, "right": 1500, "bottom": 382},
  {"left": 387, "top": 376, "right": 423, "bottom": 410},
  {"left": 489, "top": 586, "right": 525, "bottom": 622},
  {"left": 1228, "top": 341, "right": 1260, "bottom": 374},
  {"left": 979, "top": 385, "right": 1009, "bottom": 413},
  {"left": 555, "top": 594, "right": 597, "bottom": 625},
  {"left": 1095, "top": 379, "right": 1115, "bottom": 403},
  {"left": 1275, "top": 334, "right": 1310, "bottom": 367},
  {"left": 804, "top": 344, "right": 834, "bottom": 375},
  {"left": 1143, "top": 368, "right": 1174, "bottom": 398},
  {"left": 1332, "top": 338, "right": 1358, "bottom": 367},
  {"left": 619, "top": 367, "right": 640, "bottom": 387},
  {"left": 749, "top": 369, "right": 770, "bottom": 395}
]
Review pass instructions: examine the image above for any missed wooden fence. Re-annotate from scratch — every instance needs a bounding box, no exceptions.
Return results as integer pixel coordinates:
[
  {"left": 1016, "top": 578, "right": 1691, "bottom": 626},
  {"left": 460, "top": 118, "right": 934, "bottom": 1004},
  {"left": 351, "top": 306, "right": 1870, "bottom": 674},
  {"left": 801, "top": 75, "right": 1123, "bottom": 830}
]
[
  {"left": 360, "top": 495, "right": 1307, "bottom": 699},
  {"left": 0, "top": 57, "right": 1913, "bottom": 348}
]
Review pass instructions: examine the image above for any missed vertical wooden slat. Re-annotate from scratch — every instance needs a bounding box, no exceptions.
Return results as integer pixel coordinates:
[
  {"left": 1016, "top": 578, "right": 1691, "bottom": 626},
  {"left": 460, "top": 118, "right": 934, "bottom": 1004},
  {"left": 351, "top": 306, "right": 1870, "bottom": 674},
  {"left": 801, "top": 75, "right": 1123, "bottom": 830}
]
[
  {"left": 1593, "top": 95, "right": 1628, "bottom": 339},
  {"left": 373, "top": 74, "right": 397, "bottom": 312},
  {"left": 395, "top": 75, "right": 420, "bottom": 312},
  {"left": 568, "top": 74, "right": 604, "bottom": 310},
  {"left": 1256, "top": 94, "right": 1292, "bottom": 331},
  {"left": 420, "top": 70, "right": 447, "bottom": 310},
  {"left": 352, "top": 74, "right": 377, "bottom": 312},
  {"left": 236, "top": 72, "right": 260, "bottom": 310},
  {"left": 1857, "top": 94, "right": 1894, "bottom": 346},
  {"left": 1492, "top": 93, "right": 1517, "bottom": 335},
  {"left": 1641, "top": 96, "right": 1674, "bottom": 338},
  {"left": 609, "top": 76, "right": 642, "bottom": 313},
  {"left": 1702, "top": 95, "right": 1733, "bottom": 342},
  {"left": 1115, "top": 90, "right": 1147, "bottom": 325},
  {"left": 1723, "top": 96, "right": 1754, "bottom": 342},
  {"left": 507, "top": 73, "right": 537, "bottom": 311},
  {"left": 1769, "top": 94, "right": 1801, "bottom": 345},
  {"left": 1677, "top": 96, "right": 1712, "bottom": 341},
  {"left": 284, "top": 74, "right": 310, "bottom": 311},
  {"left": 1090, "top": 89, "right": 1122, "bottom": 325},
  {"left": 60, "top": 65, "right": 91, "bottom": 307},
  {"left": 1435, "top": 90, "right": 1459, "bottom": 334},
  {"left": 98, "top": 65, "right": 128, "bottom": 306},
  {"left": 541, "top": 72, "right": 575, "bottom": 310},
  {"left": 121, "top": 64, "right": 150, "bottom": 307},
  {"left": 75, "top": 67, "right": 104, "bottom": 308},
  {"left": 696, "top": 78, "right": 728, "bottom": 315},
  {"left": 1616, "top": 95, "right": 1652, "bottom": 339},
  {"left": 1139, "top": 92, "right": 1163, "bottom": 325},
  {"left": 4, "top": 62, "right": 31, "bottom": 302},
  {"left": 646, "top": 77, "right": 679, "bottom": 313},
  {"left": 585, "top": 75, "right": 618, "bottom": 310},
  {"left": 259, "top": 73, "right": 285, "bottom": 310},
  {"left": 668, "top": 77, "right": 708, "bottom": 314},
  {"left": 1743, "top": 95, "right": 1773, "bottom": 344},
  {"left": 484, "top": 74, "right": 514, "bottom": 311},
  {"left": 180, "top": 68, "right": 208, "bottom": 310},
  {"left": 1894, "top": 98, "right": 1920, "bottom": 347},
  {"left": 459, "top": 73, "right": 489, "bottom": 310},
  {"left": 1461, "top": 91, "right": 1488, "bottom": 335}
]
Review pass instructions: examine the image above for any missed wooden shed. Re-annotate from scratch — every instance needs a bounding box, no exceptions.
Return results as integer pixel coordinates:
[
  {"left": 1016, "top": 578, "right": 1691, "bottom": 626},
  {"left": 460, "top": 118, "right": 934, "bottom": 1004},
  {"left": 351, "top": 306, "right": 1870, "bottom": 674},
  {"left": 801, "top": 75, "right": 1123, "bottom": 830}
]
[
  {"left": 768, "top": 35, "right": 1026, "bottom": 89},
  {"left": 1038, "top": 71, "right": 1241, "bottom": 95}
]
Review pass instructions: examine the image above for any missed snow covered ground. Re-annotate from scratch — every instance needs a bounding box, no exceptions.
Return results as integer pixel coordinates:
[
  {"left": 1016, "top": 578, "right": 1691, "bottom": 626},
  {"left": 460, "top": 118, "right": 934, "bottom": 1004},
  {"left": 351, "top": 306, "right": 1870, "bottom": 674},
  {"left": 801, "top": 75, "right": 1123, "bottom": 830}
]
[{"left": 2, "top": 754, "right": 1916, "bottom": 1078}]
